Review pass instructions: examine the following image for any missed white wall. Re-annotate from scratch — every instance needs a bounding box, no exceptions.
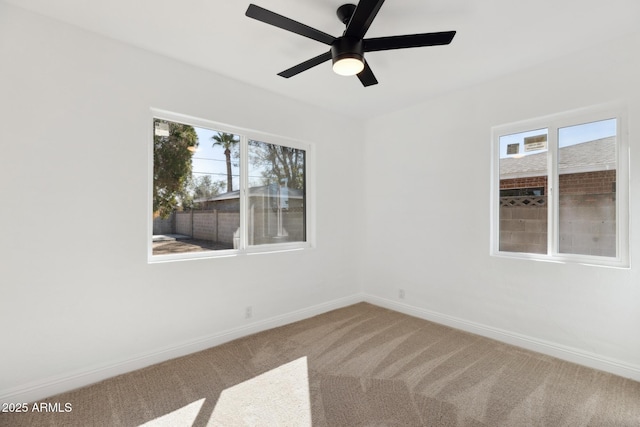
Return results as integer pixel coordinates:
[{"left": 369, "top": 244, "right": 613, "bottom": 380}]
[
  {"left": 362, "top": 30, "right": 640, "bottom": 378},
  {"left": 3, "top": 0, "right": 640, "bottom": 405},
  {"left": 0, "top": 2, "right": 363, "bottom": 402}
]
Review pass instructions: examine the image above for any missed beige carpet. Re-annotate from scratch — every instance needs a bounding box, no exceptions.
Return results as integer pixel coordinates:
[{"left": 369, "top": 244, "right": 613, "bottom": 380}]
[{"left": 2, "top": 303, "right": 639, "bottom": 426}]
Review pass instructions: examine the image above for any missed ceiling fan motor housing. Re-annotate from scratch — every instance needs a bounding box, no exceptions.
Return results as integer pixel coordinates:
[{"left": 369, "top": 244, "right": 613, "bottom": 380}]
[{"left": 331, "top": 37, "right": 364, "bottom": 66}]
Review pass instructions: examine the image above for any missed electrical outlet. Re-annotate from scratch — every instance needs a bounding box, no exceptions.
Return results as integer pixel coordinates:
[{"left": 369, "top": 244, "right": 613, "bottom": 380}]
[
  {"left": 399, "top": 289, "right": 405, "bottom": 299},
  {"left": 245, "top": 306, "right": 253, "bottom": 319}
]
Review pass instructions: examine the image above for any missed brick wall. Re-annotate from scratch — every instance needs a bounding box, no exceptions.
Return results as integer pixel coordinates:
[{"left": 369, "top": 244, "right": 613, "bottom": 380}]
[
  {"left": 559, "top": 170, "right": 616, "bottom": 195},
  {"left": 500, "top": 175, "right": 548, "bottom": 193},
  {"left": 499, "top": 170, "right": 616, "bottom": 195}
]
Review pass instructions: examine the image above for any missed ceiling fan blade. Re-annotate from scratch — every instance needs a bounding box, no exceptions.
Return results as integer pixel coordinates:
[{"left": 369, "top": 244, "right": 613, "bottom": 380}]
[
  {"left": 278, "top": 51, "right": 332, "bottom": 78},
  {"left": 344, "top": 0, "right": 386, "bottom": 39},
  {"left": 357, "top": 62, "right": 378, "bottom": 87},
  {"left": 246, "top": 4, "right": 336, "bottom": 45},
  {"left": 364, "top": 31, "right": 456, "bottom": 52}
]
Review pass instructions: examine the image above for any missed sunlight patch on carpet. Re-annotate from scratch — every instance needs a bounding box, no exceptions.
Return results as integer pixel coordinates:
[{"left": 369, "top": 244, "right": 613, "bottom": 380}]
[
  {"left": 139, "top": 398, "right": 205, "bottom": 427},
  {"left": 208, "top": 357, "right": 311, "bottom": 426}
]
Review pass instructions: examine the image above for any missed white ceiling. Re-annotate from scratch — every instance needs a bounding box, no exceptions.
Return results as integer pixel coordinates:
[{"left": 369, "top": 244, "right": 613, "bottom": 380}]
[{"left": 6, "top": 0, "right": 640, "bottom": 119}]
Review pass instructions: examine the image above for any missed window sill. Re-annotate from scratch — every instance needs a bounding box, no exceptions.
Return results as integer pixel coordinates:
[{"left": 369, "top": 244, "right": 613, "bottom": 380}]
[
  {"left": 491, "top": 250, "right": 630, "bottom": 269},
  {"left": 148, "top": 242, "right": 313, "bottom": 264}
]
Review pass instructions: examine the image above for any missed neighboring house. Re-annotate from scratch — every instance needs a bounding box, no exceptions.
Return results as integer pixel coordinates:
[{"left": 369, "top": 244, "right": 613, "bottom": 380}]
[{"left": 500, "top": 136, "right": 616, "bottom": 194}]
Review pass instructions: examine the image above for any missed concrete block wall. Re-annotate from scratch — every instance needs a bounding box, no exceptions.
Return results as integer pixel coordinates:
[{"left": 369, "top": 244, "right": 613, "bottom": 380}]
[
  {"left": 156, "top": 208, "right": 301, "bottom": 246},
  {"left": 499, "top": 169, "right": 616, "bottom": 255},
  {"left": 175, "top": 212, "right": 192, "bottom": 236},
  {"left": 559, "top": 194, "right": 616, "bottom": 256},
  {"left": 173, "top": 210, "right": 238, "bottom": 244},
  {"left": 283, "top": 207, "right": 305, "bottom": 242},
  {"left": 193, "top": 211, "right": 215, "bottom": 241},
  {"left": 499, "top": 204, "right": 548, "bottom": 254},
  {"left": 152, "top": 214, "right": 174, "bottom": 235},
  {"left": 217, "top": 212, "right": 239, "bottom": 244},
  {"left": 249, "top": 207, "right": 304, "bottom": 244}
]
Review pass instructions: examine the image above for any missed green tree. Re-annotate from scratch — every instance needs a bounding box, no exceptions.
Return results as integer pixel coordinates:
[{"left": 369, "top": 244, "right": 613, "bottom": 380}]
[
  {"left": 211, "top": 132, "right": 240, "bottom": 192},
  {"left": 153, "top": 120, "right": 198, "bottom": 218},
  {"left": 249, "top": 141, "right": 305, "bottom": 190},
  {"left": 192, "top": 175, "right": 225, "bottom": 201}
]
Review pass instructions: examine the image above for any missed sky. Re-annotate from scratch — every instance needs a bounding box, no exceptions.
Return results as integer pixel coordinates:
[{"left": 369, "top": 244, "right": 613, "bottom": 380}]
[
  {"left": 191, "top": 126, "right": 273, "bottom": 191},
  {"left": 192, "top": 126, "right": 240, "bottom": 191},
  {"left": 499, "top": 118, "right": 616, "bottom": 158}
]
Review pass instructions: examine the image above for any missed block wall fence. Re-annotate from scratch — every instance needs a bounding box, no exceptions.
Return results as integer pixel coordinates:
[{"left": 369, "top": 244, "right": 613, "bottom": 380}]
[{"left": 499, "top": 170, "right": 616, "bottom": 255}]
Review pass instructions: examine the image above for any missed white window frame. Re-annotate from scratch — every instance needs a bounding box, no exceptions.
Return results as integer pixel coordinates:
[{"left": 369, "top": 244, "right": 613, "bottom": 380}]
[
  {"left": 148, "top": 108, "right": 315, "bottom": 263},
  {"left": 490, "top": 103, "right": 629, "bottom": 268}
]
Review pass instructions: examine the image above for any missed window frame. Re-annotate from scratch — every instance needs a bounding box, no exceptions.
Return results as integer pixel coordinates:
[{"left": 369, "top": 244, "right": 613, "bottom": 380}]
[
  {"left": 490, "top": 103, "right": 629, "bottom": 268},
  {"left": 148, "top": 108, "right": 315, "bottom": 263}
]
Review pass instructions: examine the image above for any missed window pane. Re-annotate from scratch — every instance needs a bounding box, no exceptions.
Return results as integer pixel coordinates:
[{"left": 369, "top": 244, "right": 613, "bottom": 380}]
[
  {"left": 152, "top": 119, "right": 240, "bottom": 255},
  {"left": 558, "top": 119, "right": 617, "bottom": 256},
  {"left": 248, "top": 140, "right": 306, "bottom": 245},
  {"left": 498, "top": 129, "right": 548, "bottom": 254}
]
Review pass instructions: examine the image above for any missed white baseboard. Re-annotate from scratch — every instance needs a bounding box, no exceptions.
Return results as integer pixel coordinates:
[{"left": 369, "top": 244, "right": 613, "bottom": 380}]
[
  {"left": 0, "top": 294, "right": 364, "bottom": 405},
  {"left": 364, "top": 294, "right": 640, "bottom": 382},
  {"left": 4, "top": 292, "right": 638, "bottom": 405}
]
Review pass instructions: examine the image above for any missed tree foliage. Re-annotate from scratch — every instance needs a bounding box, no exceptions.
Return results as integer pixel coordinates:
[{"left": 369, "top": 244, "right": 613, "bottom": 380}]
[
  {"left": 191, "top": 175, "right": 225, "bottom": 202},
  {"left": 153, "top": 120, "right": 198, "bottom": 218},
  {"left": 249, "top": 141, "right": 305, "bottom": 190}
]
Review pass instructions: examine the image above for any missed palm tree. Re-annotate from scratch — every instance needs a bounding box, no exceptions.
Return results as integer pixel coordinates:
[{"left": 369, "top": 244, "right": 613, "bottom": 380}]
[{"left": 211, "top": 132, "right": 239, "bottom": 192}]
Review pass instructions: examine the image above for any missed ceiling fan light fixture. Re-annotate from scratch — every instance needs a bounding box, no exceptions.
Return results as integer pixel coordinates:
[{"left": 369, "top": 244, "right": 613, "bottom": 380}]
[
  {"left": 332, "top": 55, "right": 364, "bottom": 76},
  {"left": 331, "top": 36, "right": 365, "bottom": 76}
]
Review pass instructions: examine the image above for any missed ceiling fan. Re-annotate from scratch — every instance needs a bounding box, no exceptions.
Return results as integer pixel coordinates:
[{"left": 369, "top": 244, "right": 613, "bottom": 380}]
[{"left": 245, "top": 0, "right": 456, "bottom": 87}]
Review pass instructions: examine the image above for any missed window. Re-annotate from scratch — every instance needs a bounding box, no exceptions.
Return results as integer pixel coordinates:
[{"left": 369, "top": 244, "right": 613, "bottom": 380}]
[
  {"left": 150, "top": 110, "right": 313, "bottom": 261},
  {"left": 491, "top": 105, "right": 629, "bottom": 267},
  {"left": 248, "top": 140, "right": 306, "bottom": 246}
]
